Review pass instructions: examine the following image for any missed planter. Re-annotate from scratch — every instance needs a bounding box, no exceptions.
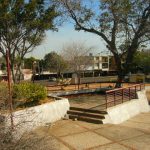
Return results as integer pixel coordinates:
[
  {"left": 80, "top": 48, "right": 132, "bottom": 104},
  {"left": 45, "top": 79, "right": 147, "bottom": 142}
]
[{"left": 1, "top": 97, "right": 69, "bottom": 139}]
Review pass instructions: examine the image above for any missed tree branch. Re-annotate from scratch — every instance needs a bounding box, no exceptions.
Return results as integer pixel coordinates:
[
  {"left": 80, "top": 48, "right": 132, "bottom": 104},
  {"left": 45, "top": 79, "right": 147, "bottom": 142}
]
[{"left": 64, "top": 0, "right": 111, "bottom": 46}]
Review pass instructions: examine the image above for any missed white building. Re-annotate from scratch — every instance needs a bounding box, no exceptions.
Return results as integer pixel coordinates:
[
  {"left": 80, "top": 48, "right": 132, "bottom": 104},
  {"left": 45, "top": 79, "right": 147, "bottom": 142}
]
[
  {"left": 0, "top": 70, "right": 3, "bottom": 75},
  {"left": 87, "top": 54, "right": 110, "bottom": 71}
]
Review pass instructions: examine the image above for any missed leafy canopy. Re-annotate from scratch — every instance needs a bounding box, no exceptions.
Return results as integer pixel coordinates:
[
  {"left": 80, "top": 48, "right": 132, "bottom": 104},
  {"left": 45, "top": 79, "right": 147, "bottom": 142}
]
[
  {"left": 53, "top": 0, "right": 150, "bottom": 79},
  {"left": 0, "top": 0, "right": 59, "bottom": 82},
  {"left": 44, "top": 51, "right": 67, "bottom": 73}
]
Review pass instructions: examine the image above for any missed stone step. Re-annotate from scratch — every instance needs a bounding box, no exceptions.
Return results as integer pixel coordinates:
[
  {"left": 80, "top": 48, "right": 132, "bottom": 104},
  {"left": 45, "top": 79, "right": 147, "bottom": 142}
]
[
  {"left": 67, "top": 110, "right": 105, "bottom": 119},
  {"left": 69, "top": 114, "right": 103, "bottom": 124},
  {"left": 70, "top": 107, "right": 107, "bottom": 114}
]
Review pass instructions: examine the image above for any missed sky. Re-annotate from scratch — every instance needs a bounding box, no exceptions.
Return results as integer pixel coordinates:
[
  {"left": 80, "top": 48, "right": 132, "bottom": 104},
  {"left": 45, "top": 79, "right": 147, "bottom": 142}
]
[
  {"left": 26, "top": 0, "right": 104, "bottom": 59},
  {"left": 27, "top": 24, "right": 108, "bottom": 59}
]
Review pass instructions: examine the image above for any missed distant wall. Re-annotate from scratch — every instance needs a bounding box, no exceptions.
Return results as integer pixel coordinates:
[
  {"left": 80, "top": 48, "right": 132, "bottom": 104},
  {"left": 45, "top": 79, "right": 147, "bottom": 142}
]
[{"left": 71, "top": 76, "right": 117, "bottom": 84}]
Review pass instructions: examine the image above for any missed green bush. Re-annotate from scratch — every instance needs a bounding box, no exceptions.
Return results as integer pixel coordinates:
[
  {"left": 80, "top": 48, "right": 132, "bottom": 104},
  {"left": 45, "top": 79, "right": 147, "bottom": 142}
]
[
  {"left": 0, "top": 83, "right": 8, "bottom": 110},
  {"left": 13, "top": 83, "right": 47, "bottom": 105},
  {"left": 0, "top": 83, "right": 8, "bottom": 97}
]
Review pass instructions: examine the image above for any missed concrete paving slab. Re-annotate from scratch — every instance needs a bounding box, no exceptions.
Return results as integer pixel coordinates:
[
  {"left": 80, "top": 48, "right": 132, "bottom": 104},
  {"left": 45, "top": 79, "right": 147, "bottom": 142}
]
[
  {"left": 91, "top": 143, "right": 130, "bottom": 150},
  {"left": 74, "top": 121, "right": 112, "bottom": 130},
  {"left": 34, "top": 112, "right": 150, "bottom": 150},
  {"left": 121, "top": 121, "right": 150, "bottom": 133},
  {"left": 61, "top": 131, "right": 112, "bottom": 150},
  {"left": 95, "top": 125, "right": 144, "bottom": 141},
  {"left": 21, "top": 128, "right": 70, "bottom": 150},
  {"left": 48, "top": 121, "right": 87, "bottom": 137},
  {"left": 49, "top": 120, "right": 72, "bottom": 128},
  {"left": 120, "top": 134, "right": 150, "bottom": 150},
  {"left": 56, "top": 142, "right": 71, "bottom": 150},
  {"left": 129, "top": 113, "right": 150, "bottom": 124},
  {"left": 42, "top": 137, "right": 70, "bottom": 150}
]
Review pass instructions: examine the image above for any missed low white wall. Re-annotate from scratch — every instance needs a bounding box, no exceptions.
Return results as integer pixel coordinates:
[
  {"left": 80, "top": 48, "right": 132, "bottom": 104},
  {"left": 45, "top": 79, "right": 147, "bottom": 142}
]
[
  {"left": 71, "top": 76, "right": 117, "bottom": 84},
  {"left": 3, "top": 98, "right": 69, "bottom": 139},
  {"left": 80, "top": 76, "right": 117, "bottom": 83},
  {"left": 103, "top": 90, "right": 150, "bottom": 124}
]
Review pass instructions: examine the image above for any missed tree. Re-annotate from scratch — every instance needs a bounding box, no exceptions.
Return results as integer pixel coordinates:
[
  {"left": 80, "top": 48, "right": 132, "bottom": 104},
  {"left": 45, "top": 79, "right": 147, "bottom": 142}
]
[
  {"left": 44, "top": 51, "right": 67, "bottom": 76},
  {"left": 53, "top": 0, "right": 150, "bottom": 87},
  {"left": 62, "top": 42, "right": 93, "bottom": 89},
  {"left": 0, "top": 0, "right": 59, "bottom": 83},
  {"left": 132, "top": 50, "right": 150, "bottom": 74},
  {"left": 0, "top": 83, "right": 60, "bottom": 150},
  {"left": 0, "top": 56, "right": 6, "bottom": 70},
  {"left": 24, "top": 57, "right": 37, "bottom": 69}
]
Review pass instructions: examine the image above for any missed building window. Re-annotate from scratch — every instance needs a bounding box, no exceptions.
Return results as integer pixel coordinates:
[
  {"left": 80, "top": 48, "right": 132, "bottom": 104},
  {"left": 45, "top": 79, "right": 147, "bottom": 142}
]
[
  {"left": 102, "top": 57, "right": 108, "bottom": 62},
  {"left": 96, "top": 56, "right": 99, "bottom": 60},
  {"left": 102, "top": 63, "right": 108, "bottom": 69},
  {"left": 94, "top": 63, "right": 99, "bottom": 69},
  {"left": 97, "top": 63, "right": 99, "bottom": 67}
]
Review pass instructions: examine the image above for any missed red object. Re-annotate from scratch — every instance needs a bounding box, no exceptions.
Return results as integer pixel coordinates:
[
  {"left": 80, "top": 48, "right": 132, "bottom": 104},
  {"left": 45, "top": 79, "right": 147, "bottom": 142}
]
[
  {"left": 6, "top": 50, "right": 14, "bottom": 129},
  {"left": 105, "top": 83, "right": 145, "bottom": 109}
]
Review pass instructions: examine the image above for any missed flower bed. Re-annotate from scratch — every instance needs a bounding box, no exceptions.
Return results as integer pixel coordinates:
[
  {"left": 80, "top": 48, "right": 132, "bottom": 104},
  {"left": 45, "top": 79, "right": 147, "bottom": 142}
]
[{"left": 0, "top": 83, "right": 70, "bottom": 139}]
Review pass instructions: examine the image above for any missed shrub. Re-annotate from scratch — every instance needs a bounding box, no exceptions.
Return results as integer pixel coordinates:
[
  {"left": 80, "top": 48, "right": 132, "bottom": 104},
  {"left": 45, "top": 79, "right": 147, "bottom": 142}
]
[
  {"left": 0, "top": 82, "right": 8, "bottom": 110},
  {"left": 0, "top": 82, "right": 8, "bottom": 98},
  {"left": 13, "top": 83, "right": 47, "bottom": 105}
]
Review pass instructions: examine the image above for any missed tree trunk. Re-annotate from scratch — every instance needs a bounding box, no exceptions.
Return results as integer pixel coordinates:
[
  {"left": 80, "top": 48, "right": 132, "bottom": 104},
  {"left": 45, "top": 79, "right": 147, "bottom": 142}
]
[
  {"left": 11, "top": 65, "right": 16, "bottom": 84},
  {"left": 17, "top": 64, "right": 23, "bottom": 83},
  {"left": 115, "top": 71, "right": 125, "bottom": 88},
  {"left": 112, "top": 53, "right": 123, "bottom": 88},
  {"left": 10, "top": 60, "right": 21, "bottom": 84},
  {"left": 112, "top": 52, "right": 127, "bottom": 88},
  {"left": 77, "top": 72, "right": 81, "bottom": 90},
  {"left": 57, "top": 71, "right": 61, "bottom": 78},
  {"left": 12, "top": 63, "right": 23, "bottom": 83}
]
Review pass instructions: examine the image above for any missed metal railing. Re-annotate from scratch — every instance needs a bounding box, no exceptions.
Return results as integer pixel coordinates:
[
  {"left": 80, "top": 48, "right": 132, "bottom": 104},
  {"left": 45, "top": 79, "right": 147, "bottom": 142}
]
[{"left": 105, "top": 83, "right": 145, "bottom": 109}]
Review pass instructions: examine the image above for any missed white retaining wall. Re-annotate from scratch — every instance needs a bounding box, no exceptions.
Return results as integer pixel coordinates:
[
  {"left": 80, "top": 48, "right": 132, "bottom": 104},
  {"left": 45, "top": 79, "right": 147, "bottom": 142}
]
[
  {"left": 103, "top": 90, "right": 150, "bottom": 124},
  {"left": 2, "top": 98, "right": 69, "bottom": 139},
  {"left": 71, "top": 76, "right": 118, "bottom": 84}
]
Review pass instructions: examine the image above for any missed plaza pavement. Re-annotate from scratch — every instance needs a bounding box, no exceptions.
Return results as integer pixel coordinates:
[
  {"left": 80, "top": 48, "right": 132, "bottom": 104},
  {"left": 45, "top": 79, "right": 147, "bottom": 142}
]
[
  {"left": 36, "top": 112, "right": 150, "bottom": 150},
  {"left": 33, "top": 85, "right": 150, "bottom": 150}
]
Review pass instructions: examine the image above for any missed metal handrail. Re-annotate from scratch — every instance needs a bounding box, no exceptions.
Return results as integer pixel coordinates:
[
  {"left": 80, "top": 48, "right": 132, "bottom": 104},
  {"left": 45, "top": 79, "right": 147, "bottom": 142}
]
[
  {"left": 106, "top": 84, "right": 144, "bottom": 93},
  {"left": 105, "top": 83, "right": 145, "bottom": 109}
]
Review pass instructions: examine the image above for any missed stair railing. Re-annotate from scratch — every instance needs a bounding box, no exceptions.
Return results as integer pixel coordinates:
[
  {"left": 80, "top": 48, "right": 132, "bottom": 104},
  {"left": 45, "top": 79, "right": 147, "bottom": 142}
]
[{"left": 105, "top": 83, "right": 145, "bottom": 109}]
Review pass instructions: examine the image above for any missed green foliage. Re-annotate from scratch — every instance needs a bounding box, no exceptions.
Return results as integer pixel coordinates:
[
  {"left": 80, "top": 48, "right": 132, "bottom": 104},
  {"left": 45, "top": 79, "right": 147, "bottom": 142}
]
[
  {"left": 0, "top": 56, "right": 6, "bottom": 70},
  {"left": 44, "top": 51, "right": 67, "bottom": 74},
  {"left": 0, "top": 83, "right": 8, "bottom": 110},
  {"left": 13, "top": 83, "right": 47, "bottom": 104},
  {"left": 55, "top": 0, "right": 150, "bottom": 86},
  {"left": 132, "top": 50, "right": 150, "bottom": 74},
  {"left": 1, "top": 63, "right": 6, "bottom": 70},
  {"left": 24, "top": 57, "right": 38, "bottom": 69},
  {"left": 0, "top": 82, "right": 8, "bottom": 99},
  {"left": 0, "top": 0, "right": 59, "bottom": 83}
]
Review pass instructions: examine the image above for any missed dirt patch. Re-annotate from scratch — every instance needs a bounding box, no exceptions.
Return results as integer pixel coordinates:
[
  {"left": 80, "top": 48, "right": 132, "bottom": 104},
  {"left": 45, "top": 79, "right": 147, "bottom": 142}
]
[{"left": 1, "top": 128, "right": 60, "bottom": 150}]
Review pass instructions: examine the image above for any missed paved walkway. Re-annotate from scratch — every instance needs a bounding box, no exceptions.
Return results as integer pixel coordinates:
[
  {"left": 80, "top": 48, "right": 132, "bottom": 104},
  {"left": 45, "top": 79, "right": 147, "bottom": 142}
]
[{"left": 36, "top": 112, "right": 150, "bottom": 150}]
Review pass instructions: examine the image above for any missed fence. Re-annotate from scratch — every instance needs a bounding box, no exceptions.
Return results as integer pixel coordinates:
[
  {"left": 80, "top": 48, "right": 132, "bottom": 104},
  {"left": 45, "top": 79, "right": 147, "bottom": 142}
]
[
  {"left": 105, "top": 83, "right": 145, "bottom": 109},
  {"left": 46, "top": 82, "right": 115, "bottom": 92}
]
